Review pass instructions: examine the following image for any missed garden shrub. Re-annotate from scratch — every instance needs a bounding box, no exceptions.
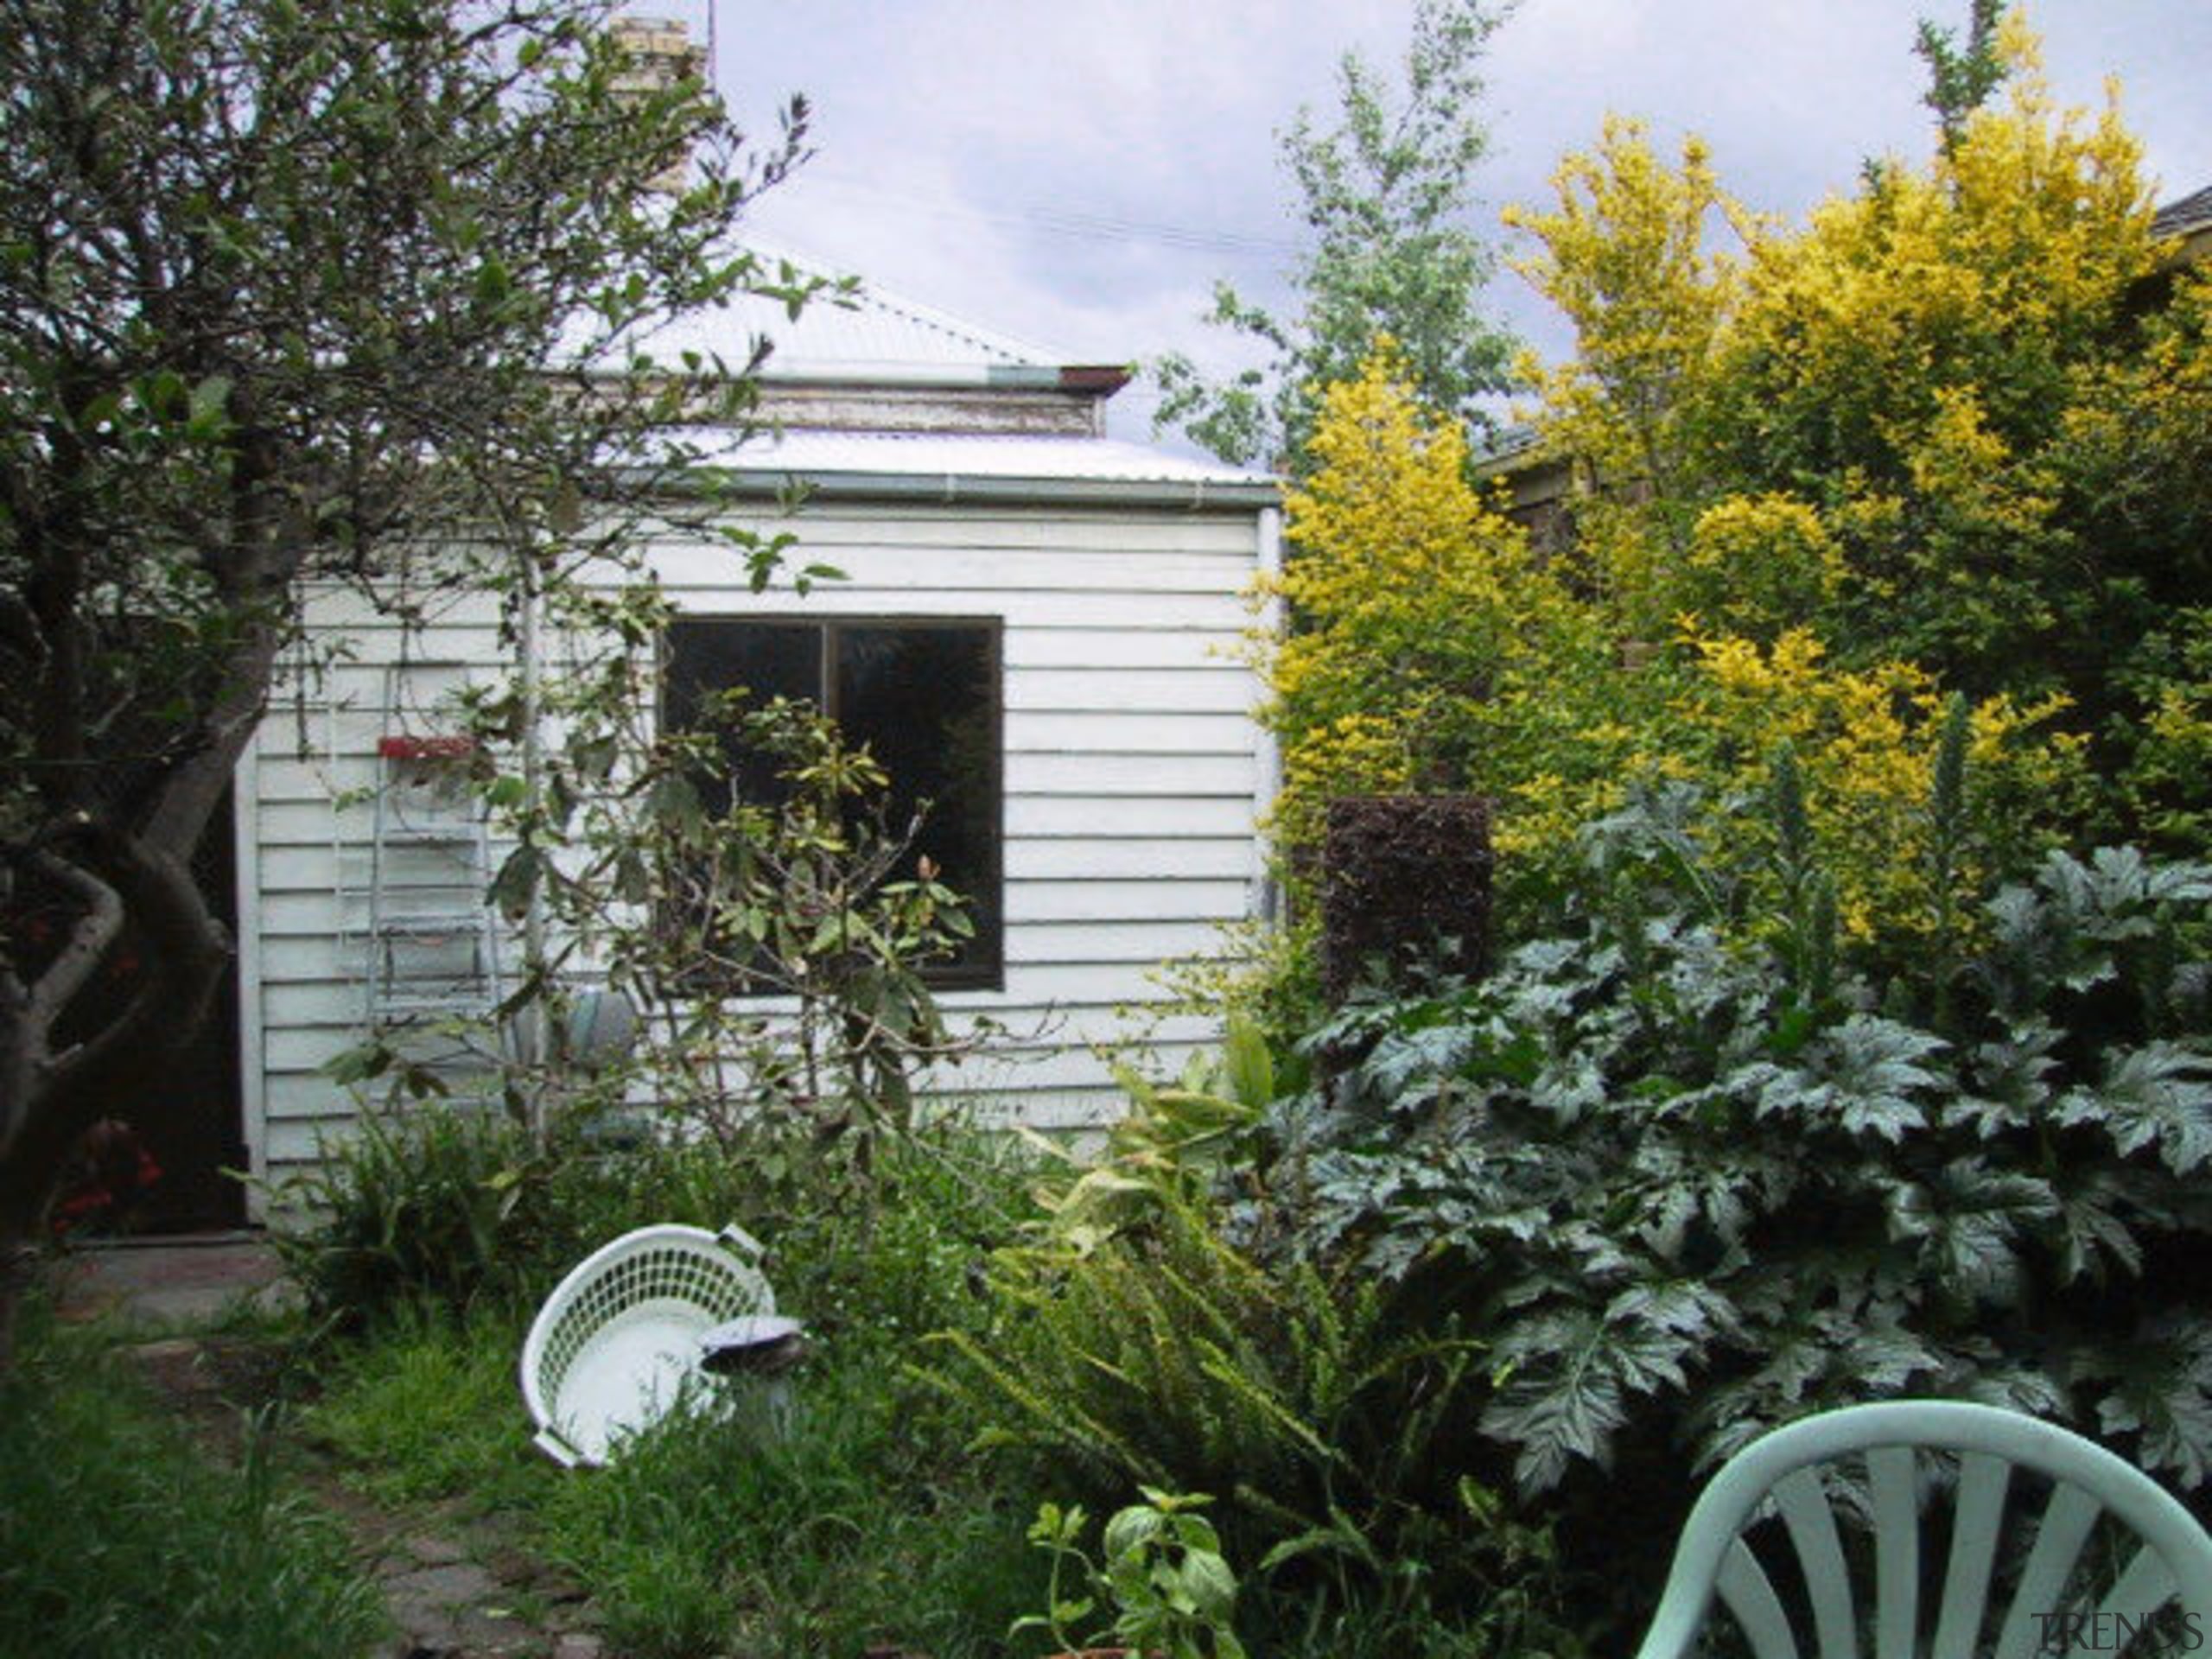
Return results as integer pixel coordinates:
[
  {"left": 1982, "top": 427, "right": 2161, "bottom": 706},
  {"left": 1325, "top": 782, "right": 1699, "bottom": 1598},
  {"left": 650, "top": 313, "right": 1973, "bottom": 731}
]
[
  {"left": 1247, "top": 354, "right": 2088, "bottom": 1026},
  {"left": 1238, "top": 16, "right": 2212, "bottom": 1033},
  {"left": 276, "top": 1093, "right": 1036, "bottom": 1340},
  {"left": 931, "top": 1033, "right": 1585, "bottom": 1655},
  {"left": 1261, "top": 353, "right": 1624, "bottom": 936},
  {"left": 1245, "top": 774, "right": 2212, "bottom": 1636},
  {"left": 1507, "top": 21, "right": 2212, "bottom": 858},
  {"left": 272, "top": 1103, "right": 557, "bottom": 1326},
  {"left": 1320, "top": 793, "right": 1492, "bottom": 1003},
  {"left": 1659, "top": 632, "right": 2088, "bottom": 953},
  {"left": 480, "top": 598, "right": 988, "bottom": 1168}
]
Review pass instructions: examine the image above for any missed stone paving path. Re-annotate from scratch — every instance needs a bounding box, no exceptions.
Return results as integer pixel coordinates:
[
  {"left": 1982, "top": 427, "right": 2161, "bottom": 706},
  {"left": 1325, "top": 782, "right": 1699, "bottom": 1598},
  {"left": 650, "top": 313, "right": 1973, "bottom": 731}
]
[
  {"left": 330, "top": 1485, "right": 605, "bottom": 1659},
  {"left": 56, "top": 1236, "right": 602, "bottom": 1659},
  {"left": 51, "top": 1232, "right": 295, "bottom": 1326}
]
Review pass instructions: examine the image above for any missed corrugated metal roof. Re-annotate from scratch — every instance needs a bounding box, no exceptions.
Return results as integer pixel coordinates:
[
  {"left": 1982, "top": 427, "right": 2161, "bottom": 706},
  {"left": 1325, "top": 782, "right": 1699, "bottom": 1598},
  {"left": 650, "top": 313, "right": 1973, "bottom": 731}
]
[
  {"left": 626, "top": 241, "right": 1072, "bottom": 382},
  {"left": 693, "top": 427, "right": 1266, "bottom": 484},
  {"left": 2154, "top": 185, "right": 2212, "bottom": 240},
  {"left": 654, "top": 427, "right": 1277, "bottom": 508}
]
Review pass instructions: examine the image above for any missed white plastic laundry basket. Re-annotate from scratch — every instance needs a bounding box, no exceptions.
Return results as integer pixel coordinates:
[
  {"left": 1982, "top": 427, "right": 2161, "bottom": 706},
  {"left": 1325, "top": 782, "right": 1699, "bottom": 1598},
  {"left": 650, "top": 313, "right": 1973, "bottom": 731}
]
[{"left": 519, "top": 1223, "right": 774, "bottom": 1467}]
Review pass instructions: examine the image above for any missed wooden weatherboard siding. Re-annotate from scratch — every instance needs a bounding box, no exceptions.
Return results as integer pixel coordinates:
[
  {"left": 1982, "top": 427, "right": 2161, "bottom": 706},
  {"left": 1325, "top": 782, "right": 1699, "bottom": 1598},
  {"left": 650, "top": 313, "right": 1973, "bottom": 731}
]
[{"left": 240, "top": 498, "right": 1270, "bottom": 1198}]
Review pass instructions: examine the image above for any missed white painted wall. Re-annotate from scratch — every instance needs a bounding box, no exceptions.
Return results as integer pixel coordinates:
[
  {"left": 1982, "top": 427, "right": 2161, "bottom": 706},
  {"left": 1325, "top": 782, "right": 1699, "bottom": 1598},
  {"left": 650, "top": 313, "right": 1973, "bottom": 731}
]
[{"left": 241, "top": 493, "right": 1270, "bottom": 1196}]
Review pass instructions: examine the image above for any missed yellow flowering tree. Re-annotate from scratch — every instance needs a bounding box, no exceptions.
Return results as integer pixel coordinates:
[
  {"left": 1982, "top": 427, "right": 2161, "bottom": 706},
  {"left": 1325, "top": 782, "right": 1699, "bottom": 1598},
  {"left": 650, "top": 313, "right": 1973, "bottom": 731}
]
[
  {"left": 1503, "top": 118, "right": 1741, "bottom": 495},
  {"left": 1508, "top": 9, "right": 2212, "bottom": 855},
  {"left": 1262, "top": 352, "right": 2082, "bottom": 950},
  {"left": 1239, "top": 11, "right": 2203, "bottom": 1025},
  {"left": 1662, "top": 629, "right": 2087, "bottom": 947},
  {"left": 1264, "top": 351, "right": 1621, "bottom": 911}
]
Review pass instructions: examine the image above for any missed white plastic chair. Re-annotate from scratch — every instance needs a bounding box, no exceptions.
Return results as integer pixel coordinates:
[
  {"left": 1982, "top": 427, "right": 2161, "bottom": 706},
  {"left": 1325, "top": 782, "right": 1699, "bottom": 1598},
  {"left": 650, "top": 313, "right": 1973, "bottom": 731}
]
[
  {"left": 1634, "top": 1400, "right": 2212, "bottom": 1659},
  {"left": 519, "top": 1223, "right": 775, "bottom": 1467}
]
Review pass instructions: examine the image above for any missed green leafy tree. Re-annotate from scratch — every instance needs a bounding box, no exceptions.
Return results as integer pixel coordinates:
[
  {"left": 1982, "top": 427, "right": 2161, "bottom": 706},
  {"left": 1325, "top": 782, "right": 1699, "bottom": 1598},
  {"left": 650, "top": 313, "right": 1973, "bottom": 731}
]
[
  {"left": 0, "top": 0, "right": 810, "bottom": 1350},
  {"left": 1153, "top": 0, "right": 1520, "bottom": 469},
  {"left": 1916, "top": 0, "right": 2009, "bottom": 149}
]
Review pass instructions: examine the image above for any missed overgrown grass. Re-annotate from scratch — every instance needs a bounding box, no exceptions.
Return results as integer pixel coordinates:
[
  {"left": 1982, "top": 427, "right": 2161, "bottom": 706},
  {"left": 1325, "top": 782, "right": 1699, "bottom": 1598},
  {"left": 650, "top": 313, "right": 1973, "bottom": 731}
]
[
  {"left": 0, "top": 1299, "right": 386, "bottom": 1659},
  {"left": 292, "top": 1116, "right": 1054, "bottom": 1656},
  {"left": 292, "top": 1109, "right": 1573, "bottom": 1656},
  {"left": 301, "top": 1268, "right": 1042, "bottom": 1658},
  {"left": 277, "top": 1100, "right": 1600, "bottom": 1657},
  {"left": 302, "top": 1300, "right": 543, "bottom": 1510},
  {"left": 539, "top": 1356, "right": 1044, "bottom": 1659}
]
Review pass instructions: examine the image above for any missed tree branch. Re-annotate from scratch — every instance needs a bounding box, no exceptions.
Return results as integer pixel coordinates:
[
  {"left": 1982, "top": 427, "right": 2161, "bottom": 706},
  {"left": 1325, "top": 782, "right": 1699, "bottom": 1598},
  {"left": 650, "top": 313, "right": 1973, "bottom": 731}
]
[
  {"left": 0, "top": 822, "right": 231, "bottom": 1225},
  {"left": 15, "top": 842, "right": 124, "bottom": 1052}
]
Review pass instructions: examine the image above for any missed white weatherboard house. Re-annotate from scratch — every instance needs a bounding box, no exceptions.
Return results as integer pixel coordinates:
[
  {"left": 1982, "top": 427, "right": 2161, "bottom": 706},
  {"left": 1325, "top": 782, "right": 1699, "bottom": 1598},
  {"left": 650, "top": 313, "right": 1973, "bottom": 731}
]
[{"left": 216, "top": 267, "right": 1281, "bottom": 1214}]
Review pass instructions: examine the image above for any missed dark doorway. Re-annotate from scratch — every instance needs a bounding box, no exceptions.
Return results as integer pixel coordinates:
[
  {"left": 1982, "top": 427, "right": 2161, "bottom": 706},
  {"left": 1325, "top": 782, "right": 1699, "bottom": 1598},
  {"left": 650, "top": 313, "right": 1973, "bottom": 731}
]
[
  {"left": 133, "top": 789, "right": 249, "bottom": 1230},
  {"left": 41, "top": 793, "right": 249, "bottom": 1235}
]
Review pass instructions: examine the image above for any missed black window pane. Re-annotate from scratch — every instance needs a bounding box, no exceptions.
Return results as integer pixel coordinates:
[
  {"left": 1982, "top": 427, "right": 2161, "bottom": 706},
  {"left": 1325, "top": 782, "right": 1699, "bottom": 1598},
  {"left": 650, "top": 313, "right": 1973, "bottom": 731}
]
[
  {"left": 836, "top": 626, "right": 1000, "bottom": 977},
  {"left": 662, "top": 616, "right": 1002, "bottom": 990},
  {"left": 664, "top": 620, "right": 822, "bottom": 808}
]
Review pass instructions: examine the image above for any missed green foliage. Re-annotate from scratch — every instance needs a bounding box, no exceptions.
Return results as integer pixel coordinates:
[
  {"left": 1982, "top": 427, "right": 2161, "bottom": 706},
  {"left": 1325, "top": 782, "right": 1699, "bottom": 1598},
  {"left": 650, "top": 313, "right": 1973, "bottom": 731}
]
[
  {"left": 0, "top": 0, "right": 815, "bottom": 1249},
  {"left": 1504, "top": 20, "right": 2212, "bottom": 861},
  {"left": 933, "top": 1071, "right": 1610, "bottom": 1654},
  {"left": 289, "top": 1121, "right": 1049, "bottom": 1657},
  {"left": 474, "top": 586, "right": 987, "bottom": 1188},
  {"left": 1252, "top": 773, "right": 2212, "bottom": 1629},
  {"left": 941, "top": 1190, "right": 1469, "bottom": 1541},
  {"left": 935, "top": 1035, "right": 1589, "bottom": 1653},
  {"left": 1154, "top": 0, "right": 1518, "bottom": 467},
  {"left": 270, "top": 1103, "right": 557, "bottom": 1326},
  {"left": 276, "top": 1095, "right": 1035, "bottom": 1343},
  {"left": 1015, "top": 1489, "right": 1249, "bottom": 1659},
  {"left": 1251, "top": 351, "right": 2087, "bottom": 999},
  {"left": 1035, "top": 1016, "right": 1273, "bottom": 1251},
  {"left": 624, "top": 692, "right": 977, "bottom": 1143},
  {"left": 537, "top": 1347, "right": 1039, "bottom": 1659},
  {"left": 0, "top": 1303, "right": 385, "bottom": 1656},
  {"left": 1915, "top": 0, "right": 2010, "bottom": 149},
  {"left": 1256, "top": 353, "right": 1622, "bottom": 936},
  {"left": 302, "top": 1302, "right": 541, "bottom": 1508},
  {"left": 2118, "top": 606, "right": 2212, "bottom": 856}
]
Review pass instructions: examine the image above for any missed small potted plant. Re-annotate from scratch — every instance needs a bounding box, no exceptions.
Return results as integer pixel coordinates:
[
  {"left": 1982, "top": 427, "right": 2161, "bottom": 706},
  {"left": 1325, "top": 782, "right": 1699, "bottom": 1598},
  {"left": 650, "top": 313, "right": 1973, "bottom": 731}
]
[{"left": 1011, "top": 1487, "right": 1247, "bottom": 1659}]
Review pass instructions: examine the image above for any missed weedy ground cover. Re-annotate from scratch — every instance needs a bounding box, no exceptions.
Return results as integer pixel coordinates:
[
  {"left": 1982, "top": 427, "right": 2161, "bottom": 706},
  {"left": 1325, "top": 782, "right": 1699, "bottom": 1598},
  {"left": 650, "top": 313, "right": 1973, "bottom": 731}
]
[{"left": 0, "top": 1298, "right": 386, "bottom": 1659}]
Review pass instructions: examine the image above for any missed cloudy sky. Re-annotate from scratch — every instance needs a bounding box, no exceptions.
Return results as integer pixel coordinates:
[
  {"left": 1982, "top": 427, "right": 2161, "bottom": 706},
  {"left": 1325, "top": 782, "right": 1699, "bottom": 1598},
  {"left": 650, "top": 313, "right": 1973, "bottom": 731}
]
[{"left": 679, "top": 1, "right": 2210, "bottom": 444}]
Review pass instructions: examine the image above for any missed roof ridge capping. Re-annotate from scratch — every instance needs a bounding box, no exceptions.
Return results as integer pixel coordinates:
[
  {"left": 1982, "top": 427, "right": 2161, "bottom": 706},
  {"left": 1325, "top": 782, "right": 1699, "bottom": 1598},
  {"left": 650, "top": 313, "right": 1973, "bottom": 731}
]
[
  {"left": 742, "top": 238, "right": 1129, "bottom": 381},
  {"left": 622, "top": 237, "right": 1134, "bottom": 402}
]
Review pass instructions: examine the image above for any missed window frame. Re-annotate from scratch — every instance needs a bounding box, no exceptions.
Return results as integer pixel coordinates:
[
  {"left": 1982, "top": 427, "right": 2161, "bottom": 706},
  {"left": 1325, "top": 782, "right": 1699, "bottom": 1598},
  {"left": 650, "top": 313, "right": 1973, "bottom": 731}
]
[{"left": 658, "top": 612, "right": 1006, "bottom": 993}]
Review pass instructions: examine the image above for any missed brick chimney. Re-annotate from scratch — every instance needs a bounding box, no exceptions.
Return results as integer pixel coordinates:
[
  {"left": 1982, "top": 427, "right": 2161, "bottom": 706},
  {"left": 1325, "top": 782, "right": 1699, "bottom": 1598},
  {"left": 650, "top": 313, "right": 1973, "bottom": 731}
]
[{"left": 609, "top": 16, "right": 709, "bottom": 194}]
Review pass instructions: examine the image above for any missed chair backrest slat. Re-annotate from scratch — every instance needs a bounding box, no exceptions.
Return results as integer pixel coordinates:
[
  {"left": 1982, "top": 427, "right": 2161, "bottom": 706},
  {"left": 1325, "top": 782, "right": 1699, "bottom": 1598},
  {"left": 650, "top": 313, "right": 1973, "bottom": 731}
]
[
  {"left": 1777, "top": 1466, "right": 1858, "bottom": 1659},
  {"left": 1933, "top": 1451, "right": 2013, "bottom": 1659},
  {"left": 1867, "top": 1446, "right": 1920, "bottom": 1659},
  {"left": 2095, "top": 1545, "right": 2182, "bottom": 1653},
  {"left": 1719, "top": 1536, "right": 1803, "bottom": 1659},
  {"left": 1630, "top": 1403, "right": 2212, "bottom": 1659},
  {"left": 1993, "top": 1484, "right": 2104, "bottom": 1659}
]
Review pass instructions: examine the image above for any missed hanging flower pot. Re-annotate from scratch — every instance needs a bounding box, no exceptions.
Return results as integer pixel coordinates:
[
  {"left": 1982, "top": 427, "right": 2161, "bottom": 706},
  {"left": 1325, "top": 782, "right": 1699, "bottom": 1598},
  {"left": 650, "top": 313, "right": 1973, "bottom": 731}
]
[
  {"left": 376, "top": 734, "right": 479, "bottom": 761},
  {"left": 378, "top": 732, "right": 484, "bottom": 808}
]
